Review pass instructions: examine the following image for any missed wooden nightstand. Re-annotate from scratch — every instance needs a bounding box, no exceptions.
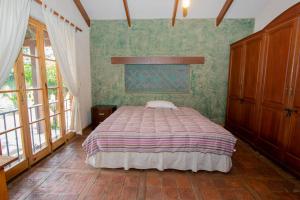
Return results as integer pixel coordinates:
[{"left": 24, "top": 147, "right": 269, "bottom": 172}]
[{"left": 91, "top": 105, "right": 117, "bottom": 129}]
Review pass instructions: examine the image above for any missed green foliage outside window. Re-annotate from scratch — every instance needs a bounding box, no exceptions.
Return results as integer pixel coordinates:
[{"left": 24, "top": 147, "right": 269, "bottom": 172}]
[
  {"left": 1, "top": 71, "right": 17, "bottom": 108},
  {"left": 2, "top": 63, "right": 58, "bottom": 110}
]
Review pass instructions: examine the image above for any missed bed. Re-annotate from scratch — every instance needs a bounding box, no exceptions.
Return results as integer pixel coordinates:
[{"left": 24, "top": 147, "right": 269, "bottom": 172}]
[{"left": 82, "top": 106, "right": 237, "bottom": 172}]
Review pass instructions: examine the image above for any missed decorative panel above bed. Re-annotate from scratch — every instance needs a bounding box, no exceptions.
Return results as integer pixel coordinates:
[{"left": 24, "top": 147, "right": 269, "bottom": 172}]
[{"left": 125, "top": 64, "right": 190, "bottom": 93}]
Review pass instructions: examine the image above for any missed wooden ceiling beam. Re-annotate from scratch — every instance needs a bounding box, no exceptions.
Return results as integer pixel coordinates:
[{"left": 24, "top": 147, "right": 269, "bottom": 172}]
[
  {"left": 122, "top": 0, "right": 132, "bottom": 27},
  {"left": 73, "top": 0, "right": 90, "bottom": 27},
  {"left": 216, "top": 0, "right": 234, "bottom": 26},
  {"left": 172, "top": 0, "right": 179, "bottom": 27}
]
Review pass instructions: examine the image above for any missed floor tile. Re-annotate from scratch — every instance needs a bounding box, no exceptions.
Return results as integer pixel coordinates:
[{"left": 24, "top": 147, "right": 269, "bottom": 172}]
[
  {"left": 7, "top": 131, "right": 300, "bottom": 200},
  {"left": 145, "top": 186, "right": 163, "bottom": 200}
]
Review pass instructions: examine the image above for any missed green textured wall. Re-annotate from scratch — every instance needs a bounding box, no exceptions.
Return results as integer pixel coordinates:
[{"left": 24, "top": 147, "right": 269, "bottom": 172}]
[
  {"left": 90, "top": 19, "right": 254, "bottom": 124},
  {"left": 125, "top": 64, "right": 190, "bottom": 93}
]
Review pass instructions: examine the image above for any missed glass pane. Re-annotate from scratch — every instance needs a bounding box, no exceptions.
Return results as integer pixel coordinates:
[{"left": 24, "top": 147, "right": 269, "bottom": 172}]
[
  {"left": 46, "top": 60, "right": 58, "bottom": 87},
  {"left": 23, "top": 56, "right": 42, "bottom": 89},
  {"left": 1, "top": 129, "right": 24, "bottom": 168},
  {"left": 64, "top": 98, "right": 72, "bottom": 111},
  {"left": 23, "top": 25, "right": 38, "bottom": 57},
  {"left": 30, "top": 120, "right": 47, "bottom": 153},
  {"left": 44, "top": 31, "right": 55, "bottom": 60},
  {"left": 0, "top": 68, "right": 16, "bottom": 90},
  {"left": 63, "top": 87, "right": 72, "bottom": 111},
  {"left": 65, "top": 110, "right": 72, "bottom": 132},
  {"left": 27, "top": 90, "right": 44, "bottom": 122},
  {"left": 50, "top": 115, "right": 61, "bottom": 141},
  {"left": 0, "top": 110, "right": 20, "bottom": 133},
  {"left": 0, "top": 93, "right": 20, "bottom": 132},
  {"left": 63, "top": 87, "right": 72, "bottom": 133},
  {"left": 48, "top": 88, "right": 59, "bottom": 115}
]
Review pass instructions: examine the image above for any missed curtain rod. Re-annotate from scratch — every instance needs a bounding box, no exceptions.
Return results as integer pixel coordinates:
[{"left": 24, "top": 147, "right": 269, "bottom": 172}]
[{"left": 34, "top": 0, "right": 83, "bottom": 32}]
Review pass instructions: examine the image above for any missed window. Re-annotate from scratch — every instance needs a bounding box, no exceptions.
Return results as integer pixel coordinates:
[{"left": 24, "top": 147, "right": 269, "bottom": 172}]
[
  {"left": 0, "top": 67, "right": 24, "bottom": 168},
  {"left": 0, "top": 18, "right": 74, "bottom": 180},
  {"left": 23, "top": 23, "right": 47, "bottom": 153},
  {"left": 44, "top": 31, "right": 63, "bottom": 142}
]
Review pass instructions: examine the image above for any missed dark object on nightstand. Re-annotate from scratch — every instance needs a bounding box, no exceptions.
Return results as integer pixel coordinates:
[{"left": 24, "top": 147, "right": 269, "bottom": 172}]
[{"left": 91, "top": 105, "right": 117, "bottom": 129}]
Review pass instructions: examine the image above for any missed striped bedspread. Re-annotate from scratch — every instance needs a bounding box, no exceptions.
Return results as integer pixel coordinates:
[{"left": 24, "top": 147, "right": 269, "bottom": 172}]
[{"left": 82, "top": 106, "right": 237, "bottom": 157}]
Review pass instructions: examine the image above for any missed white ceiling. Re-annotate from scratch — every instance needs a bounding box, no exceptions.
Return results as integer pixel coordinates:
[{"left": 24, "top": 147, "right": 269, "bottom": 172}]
[{"left": 81, "top": 0, "right": 270, "bottom": 20}]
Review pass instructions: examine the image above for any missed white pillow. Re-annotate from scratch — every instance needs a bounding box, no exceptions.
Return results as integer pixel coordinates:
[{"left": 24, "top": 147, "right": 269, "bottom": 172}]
[{"left": 145, "top": 101, "right": 177, "bottom": 109}]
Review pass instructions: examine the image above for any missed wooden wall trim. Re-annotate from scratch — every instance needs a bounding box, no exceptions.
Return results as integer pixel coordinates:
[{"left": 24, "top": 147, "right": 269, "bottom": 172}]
[
  {"left": 73, "top": 0, "right": 91, "bottom": 27},
  {"left": 111, "top": 56, "right": 205, "bottom": 64}
]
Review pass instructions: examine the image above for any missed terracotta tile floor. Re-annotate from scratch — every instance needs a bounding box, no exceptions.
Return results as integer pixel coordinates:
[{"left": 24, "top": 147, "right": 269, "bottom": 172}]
[{"left": 8, "top": 129, "right": 300, "bottom": 200}]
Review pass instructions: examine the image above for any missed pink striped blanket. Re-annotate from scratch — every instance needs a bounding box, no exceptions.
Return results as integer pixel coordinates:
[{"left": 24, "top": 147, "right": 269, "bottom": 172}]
[{"left": 82, "top": 106, "right": 236, "bottom": 157}]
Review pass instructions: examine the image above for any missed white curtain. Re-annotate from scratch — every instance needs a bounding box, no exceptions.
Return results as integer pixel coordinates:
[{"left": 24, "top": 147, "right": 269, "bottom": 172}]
[
  {"left": 0, "top": 0, "right": 31, "bottom": 87},
  {"left": 42, "top": 5, "right": 82, "bottom": 134}
]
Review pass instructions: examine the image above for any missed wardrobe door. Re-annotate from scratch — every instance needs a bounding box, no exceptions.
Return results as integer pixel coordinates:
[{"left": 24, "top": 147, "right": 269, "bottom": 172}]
[
  {"left": 285, "top": 47, "right": 300, "bottom": 175},
  {"left": 239, "top": 35, "right": 264, "bottom": 143},
  {"left": 258, "top": 19, "right": 298, "bottom": 158},
  {"left": 226, "top": 44, "right": 244, "bottom": 130}
]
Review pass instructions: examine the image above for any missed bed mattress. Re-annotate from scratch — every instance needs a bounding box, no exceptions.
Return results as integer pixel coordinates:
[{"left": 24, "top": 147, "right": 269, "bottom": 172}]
[{"left": 82, "top": 106, "right": 236, "bottom": 157}]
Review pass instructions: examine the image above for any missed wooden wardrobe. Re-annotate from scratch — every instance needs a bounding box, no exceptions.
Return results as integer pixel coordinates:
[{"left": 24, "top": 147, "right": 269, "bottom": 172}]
[{"left": 226, "top": 3, "right": 300, "bottom": 177}]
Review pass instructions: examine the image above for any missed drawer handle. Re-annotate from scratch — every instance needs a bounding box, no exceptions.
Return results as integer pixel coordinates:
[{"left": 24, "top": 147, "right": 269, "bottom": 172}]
[
  {"left": 284, "top": 108, "right": 298, "bottom": 117},
  {"left": 98, "top": 113, "right": 105, "bottom": 116}
]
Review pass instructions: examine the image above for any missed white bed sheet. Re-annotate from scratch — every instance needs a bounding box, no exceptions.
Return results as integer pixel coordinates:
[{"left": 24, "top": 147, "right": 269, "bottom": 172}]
[{"left": 86, "top": 151, "right": 232, "bottom": 173}]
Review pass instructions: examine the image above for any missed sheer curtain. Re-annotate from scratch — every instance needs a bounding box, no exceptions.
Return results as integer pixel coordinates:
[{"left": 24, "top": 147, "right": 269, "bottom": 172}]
[
  {"left": 42, "top": 5, "right": 82, "bottom": 134},
  {"left": 0, "top": 0, "right": 31, "bottom": 87}
]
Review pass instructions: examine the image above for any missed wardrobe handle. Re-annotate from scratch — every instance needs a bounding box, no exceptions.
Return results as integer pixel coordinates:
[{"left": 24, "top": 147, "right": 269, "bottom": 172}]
[
  {"left": 284, "top": 108, "right": 298, "bottom": 117},
  {"left": 284, "top": 108, "right": 292, "bottom": 117},
  {"left": 286, "top": 108, "right": 298, "bottom": 113},
  {"left": 290, "top": 108, "right": 298, "bottom": 113}
]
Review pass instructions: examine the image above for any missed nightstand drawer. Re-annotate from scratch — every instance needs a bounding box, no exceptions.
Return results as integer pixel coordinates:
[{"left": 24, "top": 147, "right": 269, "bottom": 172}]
[{"left": 93, "top": 109, "right": 111, "bottom": 121}]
